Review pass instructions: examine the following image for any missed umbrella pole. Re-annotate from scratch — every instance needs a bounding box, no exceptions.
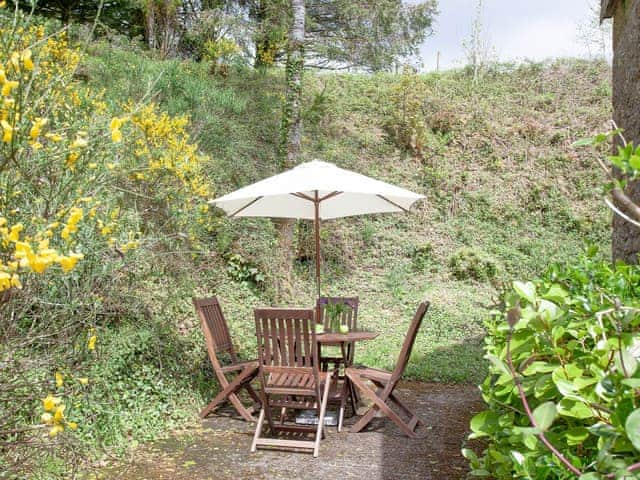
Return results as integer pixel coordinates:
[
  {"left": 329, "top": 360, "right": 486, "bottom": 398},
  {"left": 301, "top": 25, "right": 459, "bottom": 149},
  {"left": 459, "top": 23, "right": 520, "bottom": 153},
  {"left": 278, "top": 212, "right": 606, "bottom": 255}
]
[{"left": 314, "top": 191, "right": 321, "bottom": 299}]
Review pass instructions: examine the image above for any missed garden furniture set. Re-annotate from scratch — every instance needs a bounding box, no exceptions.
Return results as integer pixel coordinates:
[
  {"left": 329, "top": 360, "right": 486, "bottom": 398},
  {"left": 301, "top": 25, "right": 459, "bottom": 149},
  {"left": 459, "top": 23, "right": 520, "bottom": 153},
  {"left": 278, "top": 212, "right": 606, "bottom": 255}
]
[{"left": 193, "top": 295, "right": 430, "bottom": 457}]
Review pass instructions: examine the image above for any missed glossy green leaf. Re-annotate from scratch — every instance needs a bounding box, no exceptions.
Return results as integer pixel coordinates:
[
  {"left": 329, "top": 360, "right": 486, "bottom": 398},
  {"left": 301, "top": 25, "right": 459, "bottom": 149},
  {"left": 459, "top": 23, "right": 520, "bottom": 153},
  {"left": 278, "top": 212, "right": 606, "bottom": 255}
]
[
  {"left": 625, "top": 409, "right": 640, "bottom": 451},
  {"left": 532, "top": 402, "right": 557, "bottom": 431},
  {"left": 513, "top": 281, "right": 536, "bottom": 304},
  {"left": 621, "top": 378, "right": 640, "bottom": 388},
  {"left": 614, "top": 348, "right": 638, "bottom": 377},
  {"left": 511, "top": 450, "right": 525, "bottom": 465},
  {"left": 578, "top": 473, "right": 601, "bottom": 480},
  {"left": 566, "top": 427, "right": 590, "bottom": 446},
  {"left": 538, "top": 299, "right": 560, "bottom": 321},
  {"left": 522, "top": 361, "right": 557, "bottom": 375},
  {"left": 543, "top": 284, "right": 568, "bottom": 303},
  {"left": 470, "top": 410, "right": 500, "bottom": 437},
  {"left": 558, "top": 399, "right": 594, "bottom": 419},
  {"left": 485, "top": 354, "right": 511, "bottom": 377}
]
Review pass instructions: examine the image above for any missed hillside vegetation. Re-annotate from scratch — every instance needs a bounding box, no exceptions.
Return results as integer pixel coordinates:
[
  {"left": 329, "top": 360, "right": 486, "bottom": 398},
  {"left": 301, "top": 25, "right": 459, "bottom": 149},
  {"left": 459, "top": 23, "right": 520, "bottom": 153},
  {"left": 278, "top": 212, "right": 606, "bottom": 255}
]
[{"left": 3, "top": 33, "right": 613, "bottom": 476}]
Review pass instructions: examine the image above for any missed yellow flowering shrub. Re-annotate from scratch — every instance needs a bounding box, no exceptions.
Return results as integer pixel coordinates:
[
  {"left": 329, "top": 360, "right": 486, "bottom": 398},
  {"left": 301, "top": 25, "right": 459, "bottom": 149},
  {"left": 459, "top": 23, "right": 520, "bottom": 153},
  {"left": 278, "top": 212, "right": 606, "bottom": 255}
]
[
  {"left": 0, "top": 19, "right": 93, "bottom": 293},
  {"left": 0, "top": 11, "right": 213, "bottom": 296},
  {"left": 0, "top": 8, "right": 214, "bottom": 469}
]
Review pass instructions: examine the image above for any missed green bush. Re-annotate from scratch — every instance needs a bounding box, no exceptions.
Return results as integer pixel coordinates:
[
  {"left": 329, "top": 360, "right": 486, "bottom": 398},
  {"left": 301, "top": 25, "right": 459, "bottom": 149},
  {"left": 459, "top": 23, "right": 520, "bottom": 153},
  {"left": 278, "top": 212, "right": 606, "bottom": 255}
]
[
  {"left": 449, "top": 247, "right": 499, "bottom": 281},
  {"left": 466, "top": 250, "right": 640, "bottom": 479}
]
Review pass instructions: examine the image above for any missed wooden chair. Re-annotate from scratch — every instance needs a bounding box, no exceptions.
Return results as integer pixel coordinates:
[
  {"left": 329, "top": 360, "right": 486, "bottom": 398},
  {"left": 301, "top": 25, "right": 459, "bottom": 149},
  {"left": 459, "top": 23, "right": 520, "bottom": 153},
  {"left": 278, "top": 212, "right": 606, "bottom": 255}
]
[
  {"left": 251, "top": 308, "right": 333, "bottom": 457},
  {"left": 316, "top": 297, "right": 359, "bottom": 430},
  {"left": 193, "top": 297, "right": 261, "bottom": 422},
  {"left": 346, "top": 301, "right": 430, "bottom": 438}
]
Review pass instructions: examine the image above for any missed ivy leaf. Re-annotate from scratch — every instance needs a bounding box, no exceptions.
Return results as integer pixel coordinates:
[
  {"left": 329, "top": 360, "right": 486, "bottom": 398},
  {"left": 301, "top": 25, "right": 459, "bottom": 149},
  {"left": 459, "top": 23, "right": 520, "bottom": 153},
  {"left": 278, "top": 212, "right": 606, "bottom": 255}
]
[
  {"left": 513, "top": 281, "right": 536, "bottom": 304},
  {"left": 625, "top": 409, "right": 640, "bottom": 451},
  {"left": 532, "top": 401, "right": 557, "bottom": 431}
]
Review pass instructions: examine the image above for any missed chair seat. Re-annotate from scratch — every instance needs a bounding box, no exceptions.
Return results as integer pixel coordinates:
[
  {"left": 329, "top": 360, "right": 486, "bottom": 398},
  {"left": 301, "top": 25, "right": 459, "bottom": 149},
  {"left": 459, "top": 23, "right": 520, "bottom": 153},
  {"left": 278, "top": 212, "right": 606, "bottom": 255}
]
[
  {"left": 221, "top": 359, "right": 258, "bottom": 373},
  {"left": 266, "top": 370, "right": 329, "bottom": 390},
  {"left": 347, "top": 366, "right": 392, "bottom": 383}
]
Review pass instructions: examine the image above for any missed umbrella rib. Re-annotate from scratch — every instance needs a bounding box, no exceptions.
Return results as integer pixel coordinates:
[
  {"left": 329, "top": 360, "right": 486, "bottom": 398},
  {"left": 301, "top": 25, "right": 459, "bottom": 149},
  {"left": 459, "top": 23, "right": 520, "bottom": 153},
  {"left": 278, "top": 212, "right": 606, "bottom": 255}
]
[
  {"left": 376, "top": 194, "right": 409, "bottom": 213},
  {"left": 319, "top": 191, "right": 342, "bottom": 202},
  {"left": 229, "top": 196, "right": 264, "bottom": 217},
  {"left": 290, "top": 191, "right": 342, "bottom": 203},
  {"left": 291, "top": 192, "right": 315, "bottom": 202}
]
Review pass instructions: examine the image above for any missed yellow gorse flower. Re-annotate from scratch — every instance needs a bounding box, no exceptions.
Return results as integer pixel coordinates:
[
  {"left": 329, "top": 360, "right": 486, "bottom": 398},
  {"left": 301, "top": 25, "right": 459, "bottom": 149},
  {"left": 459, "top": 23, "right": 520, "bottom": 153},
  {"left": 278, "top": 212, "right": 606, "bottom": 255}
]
[
  {"left": 42, "top": 394, "right": 61, "bottom": 412},
  {"left": 65, "top": 151, "right": 79, "bottom": 170},
  {"left": 59, "top": 252, "right": 83, "bottom": 272},
  {"left": 87, "top": 335, "right": 97, "bottom": 351},
  {"left": 2, "top": 80, "right": 18, "bottom": 97},
  {"left": 1, "top": 119, "right": 12, "bottom": 143},
  {"left": 53, "top": 404, "right": 65, "bottom": 423},
  {"left": 29, "top": 117, "right": 47, "bottom": 139},
  {"left": 21, "top": 49, "right": 33, "bottom": 71},
  {"left": 60, "top": 207, "right": 83, "bottom": 240},
  {"left": 55, "top": 372, "right": 63, "bottom": 388},
  {"left": 110, "top": 116, "right": 126, "bottom": 143}
]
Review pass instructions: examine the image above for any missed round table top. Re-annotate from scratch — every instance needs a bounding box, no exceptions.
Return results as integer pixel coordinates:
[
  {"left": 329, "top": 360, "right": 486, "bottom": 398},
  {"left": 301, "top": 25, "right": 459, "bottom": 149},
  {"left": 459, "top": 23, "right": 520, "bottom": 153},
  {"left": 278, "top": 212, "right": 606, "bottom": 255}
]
[{"left": 316, "top": 330, "right": 379, "bottom": 343}]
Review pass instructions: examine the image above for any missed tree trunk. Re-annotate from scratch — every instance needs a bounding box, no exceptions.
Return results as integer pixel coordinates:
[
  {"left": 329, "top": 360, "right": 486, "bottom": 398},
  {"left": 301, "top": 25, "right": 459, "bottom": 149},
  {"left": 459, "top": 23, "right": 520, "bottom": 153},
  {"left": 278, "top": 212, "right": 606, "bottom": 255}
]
[
  {"left": 275, "top": 0, "right": 305, "bottom": 301},
  {"left": 283, "top": 0, "right": 305, "bottom": 169},
  {"left": 610, "top": 0, "right": 640, "bottom": 263}
]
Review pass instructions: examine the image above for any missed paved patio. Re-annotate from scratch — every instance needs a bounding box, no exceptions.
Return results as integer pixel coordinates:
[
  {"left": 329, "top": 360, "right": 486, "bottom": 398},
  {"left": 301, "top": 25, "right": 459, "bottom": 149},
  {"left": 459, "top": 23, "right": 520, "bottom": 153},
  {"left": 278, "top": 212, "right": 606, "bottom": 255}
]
[{"left": 106, "top": 382, "right": 483, "bottom": 480}]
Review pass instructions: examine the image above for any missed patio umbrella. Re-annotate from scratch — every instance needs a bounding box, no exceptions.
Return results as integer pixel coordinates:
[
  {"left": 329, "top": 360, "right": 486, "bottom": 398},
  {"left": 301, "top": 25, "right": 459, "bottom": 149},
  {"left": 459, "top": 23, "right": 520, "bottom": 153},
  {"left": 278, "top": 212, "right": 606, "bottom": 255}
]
[{"left": 209, "top": 160, "right": 424, "bottom": 297}]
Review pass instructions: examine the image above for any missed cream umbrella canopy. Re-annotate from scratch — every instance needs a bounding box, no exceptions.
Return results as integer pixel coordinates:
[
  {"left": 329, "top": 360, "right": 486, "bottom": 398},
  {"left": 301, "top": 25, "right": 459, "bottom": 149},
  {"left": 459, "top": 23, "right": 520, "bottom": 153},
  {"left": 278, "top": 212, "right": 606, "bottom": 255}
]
[{"left": 209, "top": 160, "right": 424, "bottom": 297}]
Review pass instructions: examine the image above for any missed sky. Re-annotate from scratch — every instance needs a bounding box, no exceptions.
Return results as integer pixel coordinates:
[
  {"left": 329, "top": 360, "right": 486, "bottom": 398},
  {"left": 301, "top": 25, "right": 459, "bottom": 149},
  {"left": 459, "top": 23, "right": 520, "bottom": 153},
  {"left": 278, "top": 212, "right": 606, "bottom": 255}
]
[{"left": 414, "top": 0, "right": 612, "bottom": 71}]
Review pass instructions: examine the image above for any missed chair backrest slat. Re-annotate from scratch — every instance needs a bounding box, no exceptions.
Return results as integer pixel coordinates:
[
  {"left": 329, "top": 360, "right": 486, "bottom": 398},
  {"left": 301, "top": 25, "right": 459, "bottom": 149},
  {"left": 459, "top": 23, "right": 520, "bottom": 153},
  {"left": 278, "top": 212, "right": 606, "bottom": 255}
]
[
  {"left": 316, "top": 297, "right": 359, "bottom": 330},
  {"left": 391, "top": 301, "right": 430, "bottom": 384},
  {"left": 193, "top": 297, "right": 237, "bottom": 361}
]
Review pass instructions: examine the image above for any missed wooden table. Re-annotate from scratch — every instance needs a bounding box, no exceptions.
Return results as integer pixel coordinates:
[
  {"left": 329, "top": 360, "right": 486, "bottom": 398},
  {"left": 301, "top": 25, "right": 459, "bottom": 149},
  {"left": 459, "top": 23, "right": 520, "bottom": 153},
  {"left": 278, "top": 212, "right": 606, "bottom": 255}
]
[
  {"left": 315, "top": 330, "right": 379, "bottom": 431},
  {"left": 316, "top": 330, "right": 379, "bottom": 346}
]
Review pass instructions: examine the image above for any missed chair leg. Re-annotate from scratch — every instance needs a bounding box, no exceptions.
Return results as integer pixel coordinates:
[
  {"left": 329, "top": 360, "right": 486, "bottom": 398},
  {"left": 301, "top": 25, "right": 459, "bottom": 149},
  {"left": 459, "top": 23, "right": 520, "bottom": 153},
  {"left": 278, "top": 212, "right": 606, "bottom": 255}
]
[
  {"left": 349, "top": 374, "right": 418, "bottom": 438},
  {"left": 201, "top": 366, "right": 257, "bottom": 422},
  {"left": 314, "top": 371, "right": 333, "bottom": 458},
  {"left": 250, "top": 408, "right": 266, "bottom": 453},
  {"left": 245, "top": 383, "right": 261, "bottom": 405},
  {"left": 348, "top": 379, "right": 358, "bottom": 414},
  {"left": 229, "top": 392, "right": 256, "bottom": 423},
  {"left": 390, "top": 392, "right": 422, "bottom": 424},
  {"left": 338, "top": 376, "right": 349, "bottom": 432}
]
